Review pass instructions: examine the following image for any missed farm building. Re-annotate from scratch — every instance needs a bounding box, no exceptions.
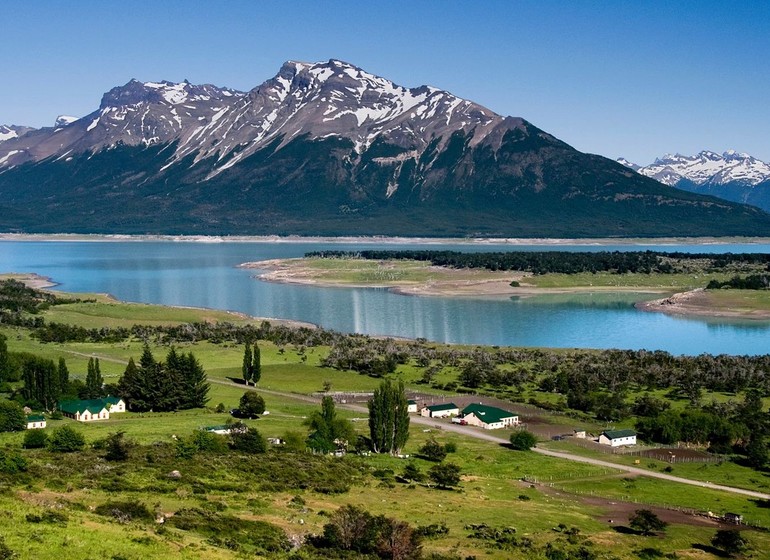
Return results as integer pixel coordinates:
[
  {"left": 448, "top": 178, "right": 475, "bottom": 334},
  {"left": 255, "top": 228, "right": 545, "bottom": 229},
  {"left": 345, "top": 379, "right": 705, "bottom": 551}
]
[
  {"left": 104, "top": 396, "right": 126, "bottom": 413},
  {"left": 460, "top": 403, "right": 519, "bottom": 430},
  {"left": 59, "top": 399, "right": 110, "bottom": 422},
  {"left": 26, "top": 414, "right": 46, "bottom": 430},
  {"left": 420, "top": 403, "right": 459, "bottom": 418},
  {"left": 598, "top": 429, "right": 637, "bottom": 447},
  {"left": 58, "top": 396, "right": 127, "bottom": 422},
  {"left": 407, "top": 399, "right": 418, "bottom": 413}
]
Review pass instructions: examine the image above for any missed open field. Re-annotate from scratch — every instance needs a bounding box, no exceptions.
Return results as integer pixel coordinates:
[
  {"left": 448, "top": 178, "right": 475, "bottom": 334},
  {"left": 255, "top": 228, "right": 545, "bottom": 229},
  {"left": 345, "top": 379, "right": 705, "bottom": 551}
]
[{"left": 1, "top": 294, "right": 770, "bottom": 557}]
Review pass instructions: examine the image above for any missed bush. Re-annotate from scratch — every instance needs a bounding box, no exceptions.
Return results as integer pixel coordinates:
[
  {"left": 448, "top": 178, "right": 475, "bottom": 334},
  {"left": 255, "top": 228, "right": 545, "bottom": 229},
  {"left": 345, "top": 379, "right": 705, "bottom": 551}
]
[
  {"left": 231, "top": 428, "right": 267, "bottom": 454},
  {"left": 0, "top": 400, "right": 26, "bottom": 432},
  {"left": 93, "top": 501, "right": 154, "bottom": 523},
  {"left": 419, "top": 438, "right": 447, "bottom": 462},
  {"left": 0, "top": 450, "right": 27, "bottom": 474},
  {"left": 509, "top": 430, "right": 538, "bottom": 450},
  {"left": 429, "top": 462, "right": 461, "bottom": 489},
  {"left": 48, "top": 425, "right": 86, "bottom": 452},
  {"left": 22, "top": 429, "right": 48, "bottom": 449},
  {"left": 105, "top": 431, "right": 133, "bottom": 461}
]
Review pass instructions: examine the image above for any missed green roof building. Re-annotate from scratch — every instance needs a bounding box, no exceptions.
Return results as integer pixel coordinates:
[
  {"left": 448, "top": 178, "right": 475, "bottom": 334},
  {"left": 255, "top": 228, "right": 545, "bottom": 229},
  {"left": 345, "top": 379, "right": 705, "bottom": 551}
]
[
  {"left": 461, "top": 403, "right": 519, "bottom": 430},
  {"left": 421, "top": 402, "right": 459, "bottom": 417}
]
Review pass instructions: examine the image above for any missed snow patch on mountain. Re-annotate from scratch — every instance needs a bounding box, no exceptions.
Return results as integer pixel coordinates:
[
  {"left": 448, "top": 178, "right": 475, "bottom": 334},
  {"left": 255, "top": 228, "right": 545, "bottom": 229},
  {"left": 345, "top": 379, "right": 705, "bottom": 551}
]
[{"left": 55, "top": 115, "right": 79, "bottom": 127}]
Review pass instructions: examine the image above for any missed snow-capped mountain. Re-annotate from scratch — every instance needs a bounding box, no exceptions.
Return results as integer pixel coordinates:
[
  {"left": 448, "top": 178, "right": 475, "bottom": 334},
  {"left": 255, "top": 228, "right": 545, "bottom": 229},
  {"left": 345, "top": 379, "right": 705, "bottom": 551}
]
[
  {"left": 619, "top": 151, "right": 770, "bottom": 212},
  {"left": 54, "top": 115, "right": 79, "bottom": 127},
  {"left": 620, "top": 151, "right": 770, "bottom": 187},
  {"left": 2, "top": 59, "right": 770, "bottom": 237}
]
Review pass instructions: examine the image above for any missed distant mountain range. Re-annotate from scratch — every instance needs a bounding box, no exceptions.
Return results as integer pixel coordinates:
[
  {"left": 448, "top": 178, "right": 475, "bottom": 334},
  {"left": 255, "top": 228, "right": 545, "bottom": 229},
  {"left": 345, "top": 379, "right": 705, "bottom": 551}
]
[
  {"left": 619, "top": 151, "right": 770, "bottom": 213},
  {"left": 2, "top": 59, "right": 770, "bottom": 237}
]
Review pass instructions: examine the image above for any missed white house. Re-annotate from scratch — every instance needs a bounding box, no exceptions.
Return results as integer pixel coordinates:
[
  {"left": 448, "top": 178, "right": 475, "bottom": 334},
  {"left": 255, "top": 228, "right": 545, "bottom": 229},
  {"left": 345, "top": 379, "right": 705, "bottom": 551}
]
[
  {"left": 26, "top": 414, "right": 46, "bottom": 430},
  {"left": 420, "top": 403, "right": 459, "bottom": 418},
  {"left": 461, "top": 403, "right": 519, "bottom": 430},
  {"left": 104, "top": 396, "right": 126, "bottom": 413},
  {"left": 58, "top": 399, "right": 112, "bottom": 422},
  {"left": 407, "top": 399, "right": 418, "bottom": 413},
  {"left": 598, "top": 429, "right": 637, "bottom": 447}
]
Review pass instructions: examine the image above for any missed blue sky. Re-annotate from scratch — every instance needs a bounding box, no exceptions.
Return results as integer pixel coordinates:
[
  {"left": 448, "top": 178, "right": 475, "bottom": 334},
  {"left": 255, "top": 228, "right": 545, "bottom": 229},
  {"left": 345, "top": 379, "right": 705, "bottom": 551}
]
[{"left": 4, "top": 0, "right": 769, "bottom": 164}]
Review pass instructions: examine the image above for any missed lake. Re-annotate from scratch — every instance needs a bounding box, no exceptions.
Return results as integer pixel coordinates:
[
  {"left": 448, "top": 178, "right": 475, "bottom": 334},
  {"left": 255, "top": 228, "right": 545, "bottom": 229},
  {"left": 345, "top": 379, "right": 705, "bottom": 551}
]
[{"left": 1, "top": 238, "right": 769, "bottom": 355}]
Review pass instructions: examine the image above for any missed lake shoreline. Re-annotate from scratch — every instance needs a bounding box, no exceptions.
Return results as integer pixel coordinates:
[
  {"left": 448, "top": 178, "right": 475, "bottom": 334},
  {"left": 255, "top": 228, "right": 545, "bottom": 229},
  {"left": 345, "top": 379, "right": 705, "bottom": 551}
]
[{"left": 4, "top": 232, "right": 770, "bottom": 245}]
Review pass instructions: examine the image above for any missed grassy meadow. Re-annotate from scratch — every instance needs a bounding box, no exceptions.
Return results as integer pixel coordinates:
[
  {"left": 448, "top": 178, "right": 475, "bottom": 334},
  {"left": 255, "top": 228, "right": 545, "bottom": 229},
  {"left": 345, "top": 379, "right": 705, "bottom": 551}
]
[{"left": 0, "top": 297, "right": 769, "bottom": 559}]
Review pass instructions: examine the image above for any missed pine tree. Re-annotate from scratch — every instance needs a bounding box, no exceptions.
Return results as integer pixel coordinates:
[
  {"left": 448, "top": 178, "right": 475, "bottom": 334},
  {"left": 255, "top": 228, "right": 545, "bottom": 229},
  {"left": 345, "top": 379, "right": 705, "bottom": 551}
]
[
  {"left": 242, "top": 343, "right": 253, "bottom": 385},
  {"left": 252, "top": 343, "right": 262, "bottom": 385},
  {"left": 181, "top": 352, "right": 209, "bottom": 408},
  {"left": 118, "top": 357, "right": 150, "bottom": 411}
]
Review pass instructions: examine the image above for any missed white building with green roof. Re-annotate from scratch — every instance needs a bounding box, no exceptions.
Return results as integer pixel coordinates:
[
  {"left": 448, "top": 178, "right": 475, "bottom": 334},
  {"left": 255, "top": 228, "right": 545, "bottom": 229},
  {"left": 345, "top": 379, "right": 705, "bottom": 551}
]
[
  {"left": 599, "top": 429, "right": 637, "bottom": 447},
  {"left": 26, "top": 414, "right": 46, "bottom": 430},
  {"left": 58, "top": 397, "right": 126, "bottom": 422},
  {"left": 461, "top": 403, "right": 519, "bottom": 430}
]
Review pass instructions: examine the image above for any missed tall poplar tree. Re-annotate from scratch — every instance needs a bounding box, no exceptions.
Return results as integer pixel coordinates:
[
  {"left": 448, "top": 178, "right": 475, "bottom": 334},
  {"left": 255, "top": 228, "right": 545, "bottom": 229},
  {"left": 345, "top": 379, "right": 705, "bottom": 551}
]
[
  {"left": 242, "top": 343, "right": 253, "bottom": 385},
  {"left": 21, "top": 356, "right": 60, "bottom": 411},
  {"left": 85, "top": 357, "right": 104, "bottom": 399},
  {"left": 252, "top": 342, "right": 262, "bottom": 385},
  {"left": 368, "top": 380, "right": 410, "bottom": 454},
  {"left": 57, "top": 357, "right": 69, "bottom": 394}
]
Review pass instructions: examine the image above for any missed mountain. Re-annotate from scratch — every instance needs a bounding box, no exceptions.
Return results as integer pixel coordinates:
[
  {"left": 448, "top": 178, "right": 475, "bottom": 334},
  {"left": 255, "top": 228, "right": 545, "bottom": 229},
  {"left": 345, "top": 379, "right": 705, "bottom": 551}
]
[
  {"left": 620, "top": 151, "right": 770, "bottom": 213},
  {"left": 0, "top": 124, "right": 35, "bottom": 144},
  {"left": 2, "top": 59, "right": 770, "bottom": 237}
]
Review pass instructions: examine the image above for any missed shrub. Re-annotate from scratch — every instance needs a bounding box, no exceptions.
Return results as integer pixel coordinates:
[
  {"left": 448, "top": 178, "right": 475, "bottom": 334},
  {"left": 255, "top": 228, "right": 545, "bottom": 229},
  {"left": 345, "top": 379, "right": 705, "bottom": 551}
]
[
  {"left": 105, "top": 431, "right": 133, "bottom": 461},
  {"left": 48, "top": 425, "right": 86, "bottom": 452},
  {"left": 419, "top": 438, "right": 447, "bottom": 462},
  {"left": 0, "top": 400, "right": 25, "bottom": 432},
  {"left": 230, "top": 428, "right": 267, "bottom": 454},
  {"left": 0, "top": 450, "right": 27, "bottom": 474},
  {"left": 429, "top": 462, "right": 461, "bottom": 489},
  {"left": 0, "top": 536, "right": 15, "bottom": 560},
  {"left": 93, "top": 501, "right": 154, "bottom": 524},
  {"left": 23, "top": 429, "right": 48, "bottom": 449},
  {"left": 509, "top": 430, "right": 538, "bottom": 450}
]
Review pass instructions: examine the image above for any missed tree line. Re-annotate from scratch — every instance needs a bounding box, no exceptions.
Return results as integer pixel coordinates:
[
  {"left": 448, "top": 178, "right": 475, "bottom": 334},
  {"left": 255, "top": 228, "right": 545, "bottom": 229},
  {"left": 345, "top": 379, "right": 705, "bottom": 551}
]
[
  {"left": 117, "top": 346, "right": 209, "bottom": 412},
  {"left": 305, "top": 249, "right": 770, "bottom": 275}
]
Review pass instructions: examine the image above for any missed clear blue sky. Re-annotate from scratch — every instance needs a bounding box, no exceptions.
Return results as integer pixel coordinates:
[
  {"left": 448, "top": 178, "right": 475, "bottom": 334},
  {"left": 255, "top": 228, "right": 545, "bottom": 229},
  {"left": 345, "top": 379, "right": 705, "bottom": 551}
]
[{"left": 4, "top": 0, "right": 769, "bottom": 164}]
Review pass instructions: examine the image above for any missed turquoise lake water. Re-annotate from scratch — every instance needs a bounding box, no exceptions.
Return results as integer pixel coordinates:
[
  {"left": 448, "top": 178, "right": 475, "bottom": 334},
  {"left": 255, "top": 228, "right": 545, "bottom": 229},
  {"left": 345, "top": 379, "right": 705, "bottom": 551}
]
[{"left": 1, "top": 240, "right": 769, "bottom": 355}]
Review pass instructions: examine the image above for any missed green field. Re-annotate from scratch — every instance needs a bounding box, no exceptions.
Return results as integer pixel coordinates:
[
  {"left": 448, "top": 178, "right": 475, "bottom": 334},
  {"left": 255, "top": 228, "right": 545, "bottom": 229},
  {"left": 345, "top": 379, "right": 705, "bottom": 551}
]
[{"left": 0, "top": 296, "right": 769, "bottom": 558}]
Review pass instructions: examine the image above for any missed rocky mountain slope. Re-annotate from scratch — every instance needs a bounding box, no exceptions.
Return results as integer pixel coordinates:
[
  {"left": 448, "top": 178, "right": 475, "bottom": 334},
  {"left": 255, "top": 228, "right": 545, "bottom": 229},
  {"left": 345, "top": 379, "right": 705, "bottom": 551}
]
[
  {"left": 620, "top": 151, "right": 770, "bottom": 213},
  {"left": 2, "top": 59, "right": 770, "bottom": 237}
]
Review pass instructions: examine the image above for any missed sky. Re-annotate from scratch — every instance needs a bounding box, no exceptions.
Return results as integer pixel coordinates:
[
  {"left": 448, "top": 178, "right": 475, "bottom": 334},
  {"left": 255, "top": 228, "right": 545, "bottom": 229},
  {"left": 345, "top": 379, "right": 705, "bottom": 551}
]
[{"left": 3, "top": 0, "right": 769, "bottom": 164}]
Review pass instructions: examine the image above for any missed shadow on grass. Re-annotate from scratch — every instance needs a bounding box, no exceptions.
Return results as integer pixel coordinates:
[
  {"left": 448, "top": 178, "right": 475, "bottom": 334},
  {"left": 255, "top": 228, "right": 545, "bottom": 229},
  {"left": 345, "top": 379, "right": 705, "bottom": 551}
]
[
  {"left": 691, "top": 543, "right": 729, "bottom": 557},
  {"left": 750, "top": 498, "right": 770, "bottom": 509},
  {"left": 227, "top": 377, "right": 249, "bottom": 386},
  {"left": 612, "top": 525, "right": 641, "bottom": 536}
]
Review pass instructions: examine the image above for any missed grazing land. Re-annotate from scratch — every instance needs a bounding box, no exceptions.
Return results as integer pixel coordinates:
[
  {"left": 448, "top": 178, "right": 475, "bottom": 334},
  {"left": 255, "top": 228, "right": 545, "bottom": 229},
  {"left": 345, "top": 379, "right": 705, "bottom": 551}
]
[{"left": 0, "top": 279, "right": 769, "bottom": 558}]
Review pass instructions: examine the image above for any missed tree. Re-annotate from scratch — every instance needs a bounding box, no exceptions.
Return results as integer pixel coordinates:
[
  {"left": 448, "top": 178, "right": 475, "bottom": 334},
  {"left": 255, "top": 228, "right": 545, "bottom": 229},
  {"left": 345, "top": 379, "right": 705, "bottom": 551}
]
[
  {"left": 628, "top": 509, "right": 668, "bottom": 536},
  {"left": 57, "top": 358, "right": 69, "bottom": 395},
  {"left": 0, "top": 400, "right": 26, "bottom": 432},
  {"left": 0, "top": 334, "right": 9, "bottom": 382},
  {"left": 711, "top": 529, "right": 749, "bottom": 557},
  {"left": 509, "top": 430, "right": 538, "bottom": 450},
  {"left": 84, "top": 357, "right": 104, "bottom": 399},
  {"left": 104, "top": 431, "right": 131, "bottom": 461},
  {"left": 307, "top": 396, "right": 355, "bottom": 453},
  {"left": 252, "top": 342, "right": 262, "bottom": 385},
  {"left": 238, "top": 391, "right": 266, "bottom": 418},
  {"left": 418, "top": 438, "right": 447, "bottom": 462},
  {"left": 402, "top": 462, "right": 425, "bottom": 483},
  {"left": 368, "top": 379, "right": 410, "bottom": 454},
  {"left": 48, "top": 425, "right": 86, "bottom": 452},
  {"left": 428, "top": 462, "right": 461, "bottom": 489},
  {"left": 178, "top": 352, "right": 209, "bottom": 409},
  {"left": 242, "top": 343, "right": 253, "bottom": 385},
  {"left": 21, "top": 356, "right": 60, "bottom": 411}
]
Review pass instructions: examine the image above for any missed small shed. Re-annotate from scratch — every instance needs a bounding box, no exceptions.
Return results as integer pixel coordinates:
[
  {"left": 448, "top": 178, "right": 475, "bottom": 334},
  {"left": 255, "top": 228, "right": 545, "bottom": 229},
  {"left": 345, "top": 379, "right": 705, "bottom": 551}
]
[
  {"left": 573, "top": 429, "right": 586, "bottom": 439},
  {"left": 203, "top": 425, "right": 232, "bottom": 435},
  {"left": 724, "top": 512, "right": 743, "bottom": 525},
  {"left": 598, "top": 429, "right": 637, "bottom": 447},
  {"left": 26, "top": 414, "right": 46, "bottom": 430},
  {"left": 407, "top": 399, "right": 418, "bottom": 413},
  {"left": 420, "top": 403, "right": 459, "bottom": 418}
]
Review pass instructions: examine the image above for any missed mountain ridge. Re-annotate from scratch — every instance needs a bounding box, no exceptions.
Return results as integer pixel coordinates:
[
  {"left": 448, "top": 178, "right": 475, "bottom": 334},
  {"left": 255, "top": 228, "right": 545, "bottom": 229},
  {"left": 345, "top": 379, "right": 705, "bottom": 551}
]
[{"left": 2, "top": 59, "right": 770, "bottom": 237}]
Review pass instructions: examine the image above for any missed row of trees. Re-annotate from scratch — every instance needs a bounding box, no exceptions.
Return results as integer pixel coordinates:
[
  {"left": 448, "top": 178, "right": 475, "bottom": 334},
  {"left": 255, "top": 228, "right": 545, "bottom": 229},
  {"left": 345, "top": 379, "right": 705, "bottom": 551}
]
[
  {"left": 241, "top": 342, "right": 262, "bottom": 385},
  {"left": 117, "top": 346, "right": 209, "bottom": 412},
  {"left": 305, "top": 249, "right": 770, "bottom": 275}
]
